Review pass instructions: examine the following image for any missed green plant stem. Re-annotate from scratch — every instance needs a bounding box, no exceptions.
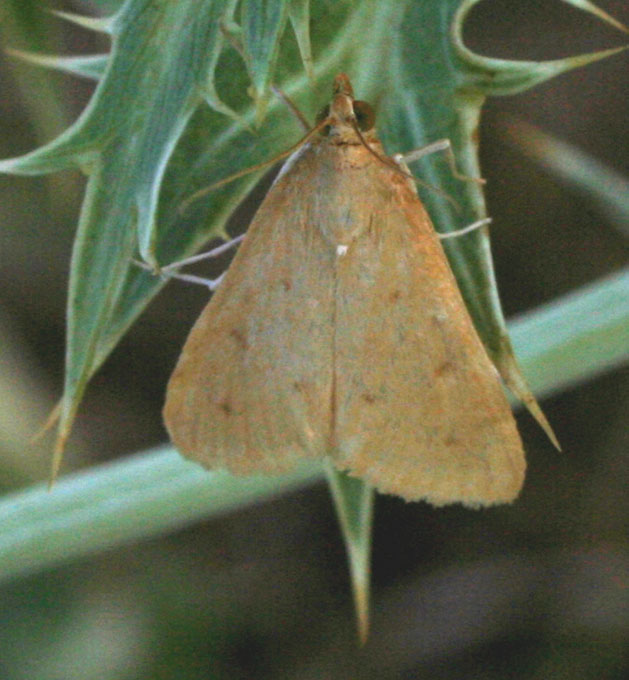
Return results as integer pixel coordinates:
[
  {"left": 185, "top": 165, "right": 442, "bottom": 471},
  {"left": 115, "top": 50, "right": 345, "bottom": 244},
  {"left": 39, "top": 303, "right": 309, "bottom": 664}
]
[
  {"left": 0, "top": 449, "right": 322, "bottom": 583},
  {"left": 0, "top": 267, "right": 627, "bottom": 584}
]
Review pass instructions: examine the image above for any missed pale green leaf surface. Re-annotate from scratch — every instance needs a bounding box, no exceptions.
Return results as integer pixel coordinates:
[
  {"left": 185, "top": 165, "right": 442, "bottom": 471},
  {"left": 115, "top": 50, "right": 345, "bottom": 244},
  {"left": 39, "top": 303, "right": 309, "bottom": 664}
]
[
  {"left": 378, "top": 0, "right": 626, "bottom": 440},
  {"left": 1, "top": 0, "right": 249, "bottom": 464},
  {"left": 49, "top": 9, "right": 113, "bottom": 33},
  {"left": 5, "top": 50, "right": 108, "bottom": 80},
  {"left": 288, "top": 0, "right": 314, "bottom": 81},
  {"left": 241, "top": 0, "right": 290, "bottom": 120},
  {"left": 0, "top": 269, "right": 626, "bottom": 585},
  {"left": 560, "top": 0, "right": 628, "bottom": 33},
  {"left": 324, "top": 463, "right": 374, "bottom": 644}
]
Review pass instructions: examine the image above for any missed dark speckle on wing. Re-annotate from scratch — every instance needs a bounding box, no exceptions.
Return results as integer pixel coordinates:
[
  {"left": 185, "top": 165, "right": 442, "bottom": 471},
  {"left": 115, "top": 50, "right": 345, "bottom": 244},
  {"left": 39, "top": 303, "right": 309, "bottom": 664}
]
[{"left": 229, "top": 328, "right": 248, "bottom": 349}]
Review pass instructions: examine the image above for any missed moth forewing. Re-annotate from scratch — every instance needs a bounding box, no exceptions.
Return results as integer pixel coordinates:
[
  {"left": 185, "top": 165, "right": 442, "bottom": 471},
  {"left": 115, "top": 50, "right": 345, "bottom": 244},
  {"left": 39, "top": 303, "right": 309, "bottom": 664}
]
[
  {"left": 330, "top": 162, "right": 524, "bottom": 505},
  {"left": 163, "top": 146, "right": 338, "bottom": 472},
  {"left": 164, "top": 73, "right": 526, "bottom": 506}
]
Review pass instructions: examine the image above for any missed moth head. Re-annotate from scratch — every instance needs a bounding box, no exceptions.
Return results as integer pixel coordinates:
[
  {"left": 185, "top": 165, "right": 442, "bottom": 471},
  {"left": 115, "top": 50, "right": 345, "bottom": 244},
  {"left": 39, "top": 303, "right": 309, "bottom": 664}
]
[{"left": 316, "top": 74, "right": 377, "bottom": 142}]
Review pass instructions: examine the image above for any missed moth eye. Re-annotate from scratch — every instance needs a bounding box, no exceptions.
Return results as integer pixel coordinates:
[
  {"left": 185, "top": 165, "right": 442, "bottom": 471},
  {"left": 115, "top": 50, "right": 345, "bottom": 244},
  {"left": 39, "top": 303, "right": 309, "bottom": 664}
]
[{"left": 352, "top": 100, "right": 375, "bottom": 131}]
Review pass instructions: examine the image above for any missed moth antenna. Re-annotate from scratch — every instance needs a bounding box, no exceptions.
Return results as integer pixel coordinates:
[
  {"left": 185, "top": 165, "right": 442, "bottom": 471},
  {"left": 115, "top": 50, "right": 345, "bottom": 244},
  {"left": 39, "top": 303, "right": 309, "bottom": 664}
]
[
  {"left": 271, "top": 84, "right": 311, "bottom": 131},
  {"left": 179, "top": 118, "right": 330, "bottom": 215},
  {"left": 401, "top": 140, "right": 486, "bottom": 186},
  {"left": 350, "top": 119, "right": 461, "bottom": 212},
  {"left": 159, "top": 234, "right": 245, "bottom": 273}
]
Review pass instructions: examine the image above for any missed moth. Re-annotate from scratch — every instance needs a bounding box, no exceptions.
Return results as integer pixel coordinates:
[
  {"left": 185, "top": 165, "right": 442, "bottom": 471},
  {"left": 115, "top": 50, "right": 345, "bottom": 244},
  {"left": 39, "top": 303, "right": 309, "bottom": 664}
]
[{"left": 163, "top": 74, "right": 525, "bottom": 507}]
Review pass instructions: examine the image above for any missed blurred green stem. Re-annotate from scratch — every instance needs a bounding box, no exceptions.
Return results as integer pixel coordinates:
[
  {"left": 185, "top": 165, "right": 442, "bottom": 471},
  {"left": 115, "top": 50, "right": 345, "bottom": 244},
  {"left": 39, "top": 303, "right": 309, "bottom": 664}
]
[{"left": 0, "top": 266, "right": 627, "bottom": 585}]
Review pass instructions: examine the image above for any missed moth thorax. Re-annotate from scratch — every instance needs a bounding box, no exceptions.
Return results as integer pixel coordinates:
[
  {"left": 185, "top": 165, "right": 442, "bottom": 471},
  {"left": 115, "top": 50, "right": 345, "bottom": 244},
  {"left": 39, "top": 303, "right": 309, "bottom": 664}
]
[{"left": 330, "top": 93, "right": 355, "bottom": 125}]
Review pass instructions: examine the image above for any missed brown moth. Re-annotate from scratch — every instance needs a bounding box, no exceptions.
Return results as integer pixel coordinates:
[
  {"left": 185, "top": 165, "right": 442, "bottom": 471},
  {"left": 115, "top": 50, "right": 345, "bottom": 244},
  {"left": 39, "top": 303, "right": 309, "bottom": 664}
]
[{"left": 164, "top": 74, "right": 525, "bottom": 507}]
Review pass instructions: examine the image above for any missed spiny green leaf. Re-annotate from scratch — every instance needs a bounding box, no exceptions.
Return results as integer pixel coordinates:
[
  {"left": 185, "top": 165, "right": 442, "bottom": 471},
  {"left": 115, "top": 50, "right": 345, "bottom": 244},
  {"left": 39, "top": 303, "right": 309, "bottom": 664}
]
[
  {"left": 3, "top": 0, "right": 253, "bottom": 473},
  {"left": 49, "top": 9, "right": 113, "bottom": 34},
  {"left": 457, "top": 44, "right": 627, "bottom": 96},
  {"left": 289, "top": 0, "right": 314, "bottom": 81},
  {"left": 559, "top": 0, "right": 628, "bottom": 33},
  {"left": 0, "top": 1, "right": 74, "bottom": 147},
  {"left": 453, "top": 1, "right": 627, "bottom": 97},
  {"left": 194, "top": 0, "right": 244, "bottom": 123},
  {"left": 240, "top": 0, "right": 291, "bottom": 122},
  {"left": 5, "top": 49, "right": 107, "bottom": 80},
  {"left": 324, "top": 463, "right": 374, "bottom": 645},
  {"left": 0, "top": 0, "right": 627, "bottom": 640},
  {"left": 377, "top": 0, "right": 626, "bottom": 446}
]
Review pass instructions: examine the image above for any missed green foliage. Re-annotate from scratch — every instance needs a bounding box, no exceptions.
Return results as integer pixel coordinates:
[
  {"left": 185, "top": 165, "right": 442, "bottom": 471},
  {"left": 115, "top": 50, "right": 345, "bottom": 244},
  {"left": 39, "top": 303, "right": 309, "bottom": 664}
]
[
  {"left": 3, "top": 0, "right": 622, "bottom": 466},
  {"left": 0, "top": 0, "right": 627, "bottom": 645},
  {"left": 239, "top": 0, "right": 291, "bottom": 120}
]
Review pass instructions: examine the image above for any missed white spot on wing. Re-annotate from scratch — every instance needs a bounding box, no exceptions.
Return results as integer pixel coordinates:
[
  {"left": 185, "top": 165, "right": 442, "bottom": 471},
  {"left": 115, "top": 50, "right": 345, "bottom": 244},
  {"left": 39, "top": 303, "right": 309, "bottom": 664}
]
[{"left": 336, "top": 244, "right": 348, "bottom": 256}]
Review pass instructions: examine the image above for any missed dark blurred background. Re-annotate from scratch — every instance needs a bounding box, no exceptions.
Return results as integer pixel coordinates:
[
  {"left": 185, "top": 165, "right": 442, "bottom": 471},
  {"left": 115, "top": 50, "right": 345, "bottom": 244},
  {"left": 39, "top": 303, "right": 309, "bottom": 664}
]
[{"left": 0, "top": 1, "right": 627, "bottom": 678}]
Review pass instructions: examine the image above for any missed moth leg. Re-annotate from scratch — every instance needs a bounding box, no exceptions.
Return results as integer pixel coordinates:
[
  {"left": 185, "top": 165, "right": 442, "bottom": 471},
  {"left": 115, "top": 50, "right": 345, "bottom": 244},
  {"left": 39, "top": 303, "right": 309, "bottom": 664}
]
[
  {"left": 132, "top": 235, "right": 242, "bottom": 289},
  {"left": 437, "top": 217, "right": 492, "bottom": 241},
  {"left": 132, "top": 258, "right": 225, "bottom": 290},
  {"left": 179, "top": 122, "right": 327, "bottom": 214},
  {"left": 159, "top": 234, "right": 244, "bottom": 272},
  {"left": 398, "top": 139, "right": 485, "bottom": 185}
]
